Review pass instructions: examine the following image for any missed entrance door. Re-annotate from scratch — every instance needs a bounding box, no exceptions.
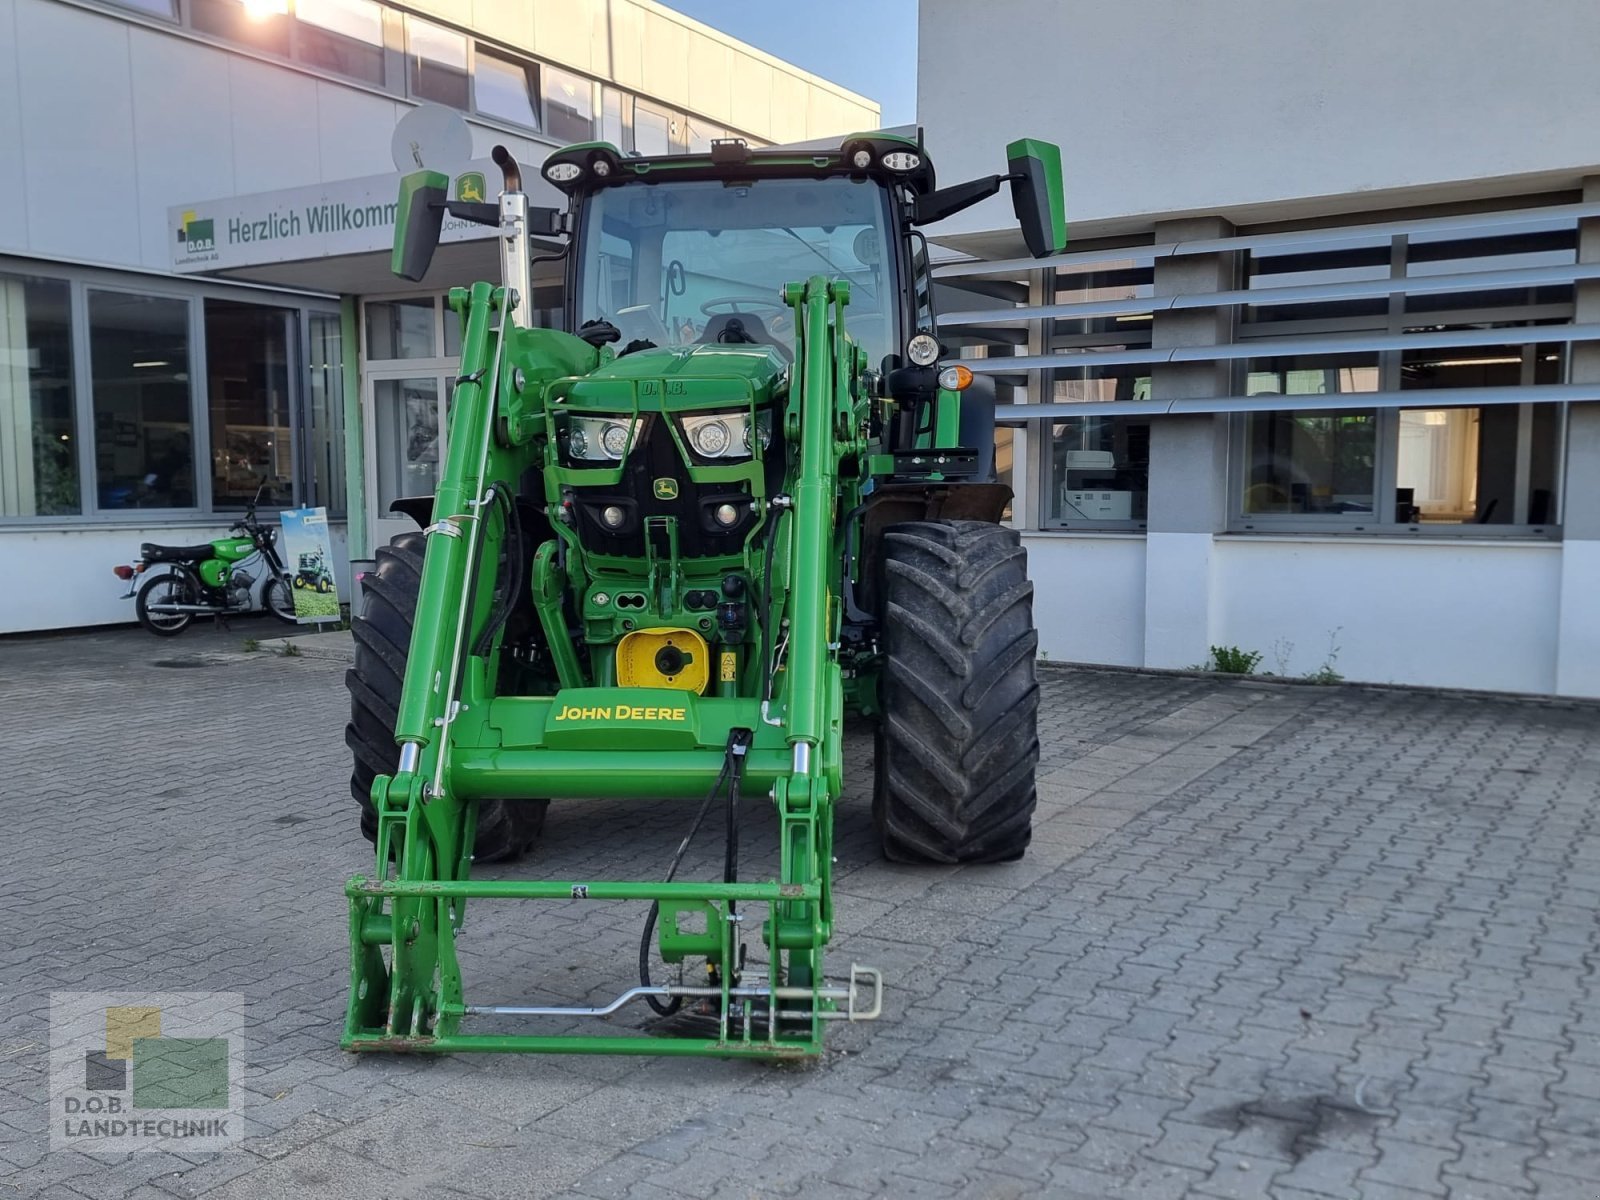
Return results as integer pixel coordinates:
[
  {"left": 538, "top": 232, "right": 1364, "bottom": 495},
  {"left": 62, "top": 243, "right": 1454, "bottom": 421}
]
[{"left": 367, "top": 374, "right": 446, "bottom": 549}]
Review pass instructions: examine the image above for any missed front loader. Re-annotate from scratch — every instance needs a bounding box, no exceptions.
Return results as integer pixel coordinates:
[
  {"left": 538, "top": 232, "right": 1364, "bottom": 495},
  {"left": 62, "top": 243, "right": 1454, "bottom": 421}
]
[{"left": 342, "top": 131, "right": 1066, "bottom": 1057}]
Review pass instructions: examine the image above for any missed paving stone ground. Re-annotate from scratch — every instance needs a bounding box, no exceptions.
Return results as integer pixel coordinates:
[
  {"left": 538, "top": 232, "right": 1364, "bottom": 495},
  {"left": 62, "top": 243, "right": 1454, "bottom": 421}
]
[{"left": 1, "top": 622, "right": 1598, "bottom": 1199}]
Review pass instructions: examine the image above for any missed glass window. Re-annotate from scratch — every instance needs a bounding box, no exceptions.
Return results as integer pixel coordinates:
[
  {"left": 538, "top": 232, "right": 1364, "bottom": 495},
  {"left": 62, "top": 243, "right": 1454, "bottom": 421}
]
[
  {"left": 1051, "top": 360, "right": 1151, "bottom": 404},
  {"left": 1246, "top": 353, "right": 1379, "bottom": 397},
  {"left": 1395, "top": 342, "right": 1563, "bottom": 526},
  {"left": 0, "top": 274, "right": 79, "bottom": 516},
  {"left": 373, "top": 378, "right": 440, "bottom": 509},
  {"left": 306, "top": 313, "right": 346, "bottom": 517},
  {"left": 543, "top": 66, "right": 594, "bottom": 143},
  {"left": 686, "top": 116, "right": 727, "bottom": 154},
  {"left": 632, "top": 102, "right": 676, "bottom": 157},
  {"left": 475, "top": 47, "right": 539, "bottom": 129},
  {"left": 205, "top": 300, "right": 293, "bottom": 510},
  {"left": 577, "top": 177, "right": 896, "bottom": 370},
  {"left": 1048, "top": 416, "right": 1148, "bottom": 525},
  {"left": 191, "top": 0, "right": 291, "bottom": 55},
  {"left": 365, "top": 298, "right": 436, "bottom": 359},
  {"left": 601, "top": 87, "right": 629, "bottom": 148},
  {"left": 1241, "top": 409, "right": 1376, "bottom": 517},
  {"left": 111, "top": 0, "right": 176, "bottom": 17},
  {"left": 295, "top": 0, "right": 384, "bottom": 85},
  {"left": 1404, "top": 232, "right": 1576, "bottom": 318},
  {"left": 407, "top": 16, "right": 468, "bottom": 109},
  {"left": 89, "top": 291, "right": 194, "bottom": 510},
  {"left": 1245, "top": 244, "right": 1390, "bottom": 325},
  {"left": 1053, "top": 262, "right": 1154, "bottom": 335}
]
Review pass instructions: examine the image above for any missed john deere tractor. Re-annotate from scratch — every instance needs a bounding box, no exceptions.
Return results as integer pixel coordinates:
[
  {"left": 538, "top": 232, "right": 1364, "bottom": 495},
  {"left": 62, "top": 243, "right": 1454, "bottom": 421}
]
[{"left": 343, "top": 130, "right": 1065, "bottom": 1057}]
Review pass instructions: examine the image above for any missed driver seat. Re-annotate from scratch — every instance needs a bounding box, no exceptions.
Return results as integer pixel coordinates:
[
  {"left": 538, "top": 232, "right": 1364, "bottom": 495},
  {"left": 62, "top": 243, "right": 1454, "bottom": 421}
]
[{"left": 697, "top": 313, "right": 781, "bottom": 350}]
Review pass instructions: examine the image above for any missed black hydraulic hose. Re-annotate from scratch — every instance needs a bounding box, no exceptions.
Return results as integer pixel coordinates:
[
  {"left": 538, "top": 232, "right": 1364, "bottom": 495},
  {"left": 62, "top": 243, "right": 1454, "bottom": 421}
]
[
  {"left": 472, "top": 482, "right": 523, "bottom": 658},
  {"left": 758, "top": 513, "right": 784, "bottom": 705},
  {"left": 722, "top": 730, "right": 751, "bottom": 922},
  {"left": 639, "top": 745, "right": 736, "bottom": 1017}
]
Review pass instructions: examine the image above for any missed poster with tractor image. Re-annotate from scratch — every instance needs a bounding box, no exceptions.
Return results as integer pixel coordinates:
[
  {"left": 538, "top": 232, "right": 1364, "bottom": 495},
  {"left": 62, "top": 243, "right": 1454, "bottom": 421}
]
[{"left": 278, "top": 507, "right": 341, "bottom": 623}]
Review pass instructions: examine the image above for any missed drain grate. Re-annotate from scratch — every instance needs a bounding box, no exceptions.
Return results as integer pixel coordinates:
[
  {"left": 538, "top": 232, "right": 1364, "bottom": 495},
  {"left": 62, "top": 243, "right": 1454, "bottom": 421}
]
[{"left": 152, "top": 659, "right": 208, "bottom": 669}]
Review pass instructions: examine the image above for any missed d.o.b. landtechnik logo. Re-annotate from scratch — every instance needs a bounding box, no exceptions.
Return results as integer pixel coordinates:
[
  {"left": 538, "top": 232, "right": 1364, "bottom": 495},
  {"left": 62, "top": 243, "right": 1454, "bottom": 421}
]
[{"left": 50, "top": 992, "right": 243, "bottom": 1153}]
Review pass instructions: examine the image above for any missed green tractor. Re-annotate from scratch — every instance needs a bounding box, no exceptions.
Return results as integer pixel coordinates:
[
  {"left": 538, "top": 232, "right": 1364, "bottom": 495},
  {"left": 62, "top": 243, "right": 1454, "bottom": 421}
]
[
  {"left": 344, "top": 130, "right": 1066, "bottom": 1057},
  {"left": 295, "top": 550, "right": 335, "bottom": 594}
]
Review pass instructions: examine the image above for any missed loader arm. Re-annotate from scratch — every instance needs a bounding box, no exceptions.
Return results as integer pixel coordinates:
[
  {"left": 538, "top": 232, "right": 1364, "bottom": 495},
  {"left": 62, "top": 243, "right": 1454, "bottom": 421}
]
[{"left": 345, "top": 274, "right": 864, "bottom": 1057}]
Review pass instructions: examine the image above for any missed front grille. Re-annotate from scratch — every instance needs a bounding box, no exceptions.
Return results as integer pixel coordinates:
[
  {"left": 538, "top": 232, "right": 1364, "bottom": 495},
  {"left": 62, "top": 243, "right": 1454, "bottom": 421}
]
[{"left": 568, "top": 417, "right": 782, "bottom": 560}]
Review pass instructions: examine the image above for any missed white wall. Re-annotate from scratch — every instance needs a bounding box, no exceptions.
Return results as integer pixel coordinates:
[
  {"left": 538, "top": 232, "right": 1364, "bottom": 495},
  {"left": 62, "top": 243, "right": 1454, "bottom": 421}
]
[
  {"left": 1211, "top": 537, "right": 1562, "bottom": 693},
  {"left": 1024, "top": 533, "right": 1145, "bottom": 667},
  {"left": 0, "top": 522, "right": 351, "bottom": 633},
  {"left": 918, "top": 0, "right": 1600, "bottom": 241},
  {"left": 0, "top": 0, "right": 879, "bottom": 274},
  {"left": 1027, "top": 532, "right": 1583, "bottom": 696}
]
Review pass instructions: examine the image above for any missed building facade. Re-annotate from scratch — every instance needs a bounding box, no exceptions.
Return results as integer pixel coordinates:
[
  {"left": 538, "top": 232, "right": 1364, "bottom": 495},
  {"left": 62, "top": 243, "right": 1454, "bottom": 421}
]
[
  {"left": 0, "top": 0, "right": 877, "bottom": 632},
  {"left": 919, "top": 0, "right": 1600, "bottom": 697}
]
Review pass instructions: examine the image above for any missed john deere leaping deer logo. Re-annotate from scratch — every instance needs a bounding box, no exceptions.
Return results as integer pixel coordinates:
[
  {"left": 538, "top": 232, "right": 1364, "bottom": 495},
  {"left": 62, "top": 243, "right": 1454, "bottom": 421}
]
[
  {"left": 652, "top": 478, "right": 679, "bottom": 500},
  {"left": 455, "top": 173, "right": 487, "bottom": 204}
]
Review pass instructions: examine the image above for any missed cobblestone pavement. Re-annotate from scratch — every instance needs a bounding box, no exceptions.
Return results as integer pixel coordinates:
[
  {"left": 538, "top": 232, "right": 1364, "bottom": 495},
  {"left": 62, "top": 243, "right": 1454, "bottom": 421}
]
[{"left": 1, "top": 624, "right": 1598, "bottom": 1199}]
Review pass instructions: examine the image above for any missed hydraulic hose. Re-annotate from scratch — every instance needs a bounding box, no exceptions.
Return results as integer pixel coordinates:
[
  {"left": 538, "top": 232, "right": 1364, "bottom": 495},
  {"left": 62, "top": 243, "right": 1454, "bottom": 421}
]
[
  {"left": 758, "top": 512, "right": 784, "bottom": 705},
  {"left": 471, "top": 482, "right": 523, "bottom": 658},
  {"left": 722, "top": 730, "right": 751, "bottom": 920},
  {"left": 639, "top": 741, "right": 736, "bottom": 1017}
]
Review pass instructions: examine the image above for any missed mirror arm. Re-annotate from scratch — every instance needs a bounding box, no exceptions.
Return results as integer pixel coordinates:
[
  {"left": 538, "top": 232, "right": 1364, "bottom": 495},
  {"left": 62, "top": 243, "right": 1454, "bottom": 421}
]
[
  {"left": 443, "top": 200, "right": 499, "bottom": 226},
  {"left": 911, "top": 173, "right": 1020, "bottom": 226}
]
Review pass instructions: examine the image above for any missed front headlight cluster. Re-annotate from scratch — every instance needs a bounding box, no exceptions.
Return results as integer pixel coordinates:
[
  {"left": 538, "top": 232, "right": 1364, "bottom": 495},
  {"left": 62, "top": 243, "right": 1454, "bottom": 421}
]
[
  {"left": 564, "top": 415, "right": 642, "bottom": 462},
  {"left": 681, "top": 411, "right": 772, "bottom": 460}
]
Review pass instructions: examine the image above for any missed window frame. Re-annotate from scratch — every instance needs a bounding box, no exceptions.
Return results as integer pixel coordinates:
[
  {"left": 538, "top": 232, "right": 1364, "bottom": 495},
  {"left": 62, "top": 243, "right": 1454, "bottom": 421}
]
[
  {"left": 471, "top": 42, "right": 542, "bottom": 132},
  {"left": 1227, "top": 231, "right": 1571, "bottom": 538},
  {"left": 0, "top": 256, "right": 340, "bottom": 527}
]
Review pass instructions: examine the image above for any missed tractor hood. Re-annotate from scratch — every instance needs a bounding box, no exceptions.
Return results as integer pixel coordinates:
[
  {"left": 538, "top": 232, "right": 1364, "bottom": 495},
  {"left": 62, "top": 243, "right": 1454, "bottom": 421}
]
[{"left": 579, "top": 343, "right": 789, "bottom": 400}]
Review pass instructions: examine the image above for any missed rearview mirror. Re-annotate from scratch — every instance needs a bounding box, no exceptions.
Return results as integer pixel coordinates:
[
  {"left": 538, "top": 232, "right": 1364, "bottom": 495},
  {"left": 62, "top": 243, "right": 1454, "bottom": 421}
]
[
  {"left": 1005, "top": 138, "right": 1067, "bottom": 258},
  {"left": 392, "top": 169, "right": 448, "bottom": 282}
]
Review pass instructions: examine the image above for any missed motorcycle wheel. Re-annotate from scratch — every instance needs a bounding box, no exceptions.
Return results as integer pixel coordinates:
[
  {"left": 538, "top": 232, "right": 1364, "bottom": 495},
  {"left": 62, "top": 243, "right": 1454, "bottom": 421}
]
[
  {"left": 135, "top": 571, "right": 198, "bottom": 637},
  {"left": 264, "top": 575, "right": 297, "bottom": 624}
]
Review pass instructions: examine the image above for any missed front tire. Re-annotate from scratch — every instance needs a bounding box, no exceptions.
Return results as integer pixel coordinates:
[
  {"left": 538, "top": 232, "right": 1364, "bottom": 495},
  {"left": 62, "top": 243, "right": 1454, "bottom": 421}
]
[
  {"left": 135, "top": 570, "right": 198, "bottom": 637},
  {"left": 264, "top": 575, "right": 296, "bottom": 623},
  {"left": 873, "top": 520, "right": 1039, "bottom": 863},
  {"left": 344, "top": 531, "right": 547, "bottom": 862}
]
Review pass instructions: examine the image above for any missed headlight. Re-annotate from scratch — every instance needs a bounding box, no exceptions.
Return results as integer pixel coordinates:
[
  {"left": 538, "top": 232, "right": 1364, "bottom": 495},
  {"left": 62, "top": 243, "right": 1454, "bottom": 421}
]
[
  {"left": 743, "top": 410, "right": 773, "bottom": 453},
  {"left": 681, "top": 411, "right": 767, "bottom": 460},
  {"left": 690, "top": 418, "right": 731, "bottom": 457},
  {"left": 564, "top": 415, "right": 641, "bottom": 462},
  {"left": 880, "top": 151, "right": 922, "bottom": 172},
  {"left": 906, "top": 332, "right": 940, "bottom": 366},
  {"left": 545, "top": 161, "right": 583, "bottom": 183}
]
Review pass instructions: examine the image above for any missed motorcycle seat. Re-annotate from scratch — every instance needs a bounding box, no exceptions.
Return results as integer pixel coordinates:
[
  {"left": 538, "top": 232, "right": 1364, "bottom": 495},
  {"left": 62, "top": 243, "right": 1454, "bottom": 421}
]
[{"left": 141, "top": 542, "right": 216, "bottom": 563}]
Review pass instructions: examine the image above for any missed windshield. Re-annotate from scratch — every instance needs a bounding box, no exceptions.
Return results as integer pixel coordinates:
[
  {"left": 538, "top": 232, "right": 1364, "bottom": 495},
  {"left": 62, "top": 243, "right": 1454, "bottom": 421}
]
[{"left": 575, "top": 176, "right": 897, "bottom": 368}]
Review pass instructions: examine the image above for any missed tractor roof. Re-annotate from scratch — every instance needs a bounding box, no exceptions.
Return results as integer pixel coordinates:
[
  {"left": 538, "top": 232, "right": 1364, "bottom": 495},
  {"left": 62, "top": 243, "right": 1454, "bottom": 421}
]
[{"left": 539, "top": 132, "right": 937, "bottom": 199}]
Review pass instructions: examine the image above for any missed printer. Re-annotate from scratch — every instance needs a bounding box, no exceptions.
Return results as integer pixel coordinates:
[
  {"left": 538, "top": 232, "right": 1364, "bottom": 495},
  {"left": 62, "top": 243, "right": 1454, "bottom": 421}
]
[{"left": 1059, "top": 450, "right": 1134, "bottom": 520}]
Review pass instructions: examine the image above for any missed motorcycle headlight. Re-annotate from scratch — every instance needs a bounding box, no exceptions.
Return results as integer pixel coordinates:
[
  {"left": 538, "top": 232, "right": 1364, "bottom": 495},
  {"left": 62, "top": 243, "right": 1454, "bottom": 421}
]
[
  {"left": 564, "top": 415, "right": 641, "bottom": 462},
  {"left": 681, "top": 412, "right": 761, "bottom": 460}
]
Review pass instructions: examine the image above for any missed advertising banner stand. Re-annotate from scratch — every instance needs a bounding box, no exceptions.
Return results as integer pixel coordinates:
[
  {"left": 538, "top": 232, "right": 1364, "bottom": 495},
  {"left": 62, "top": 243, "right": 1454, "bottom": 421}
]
[{"left": 278, "top": 507, "right": 341, "bottom": 625}]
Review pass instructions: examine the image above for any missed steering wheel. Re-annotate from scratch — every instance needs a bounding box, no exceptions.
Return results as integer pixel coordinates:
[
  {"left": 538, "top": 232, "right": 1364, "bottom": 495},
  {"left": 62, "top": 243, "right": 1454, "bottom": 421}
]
[{"left": 700, "top": 296, "right": 790, "bottom": 319}]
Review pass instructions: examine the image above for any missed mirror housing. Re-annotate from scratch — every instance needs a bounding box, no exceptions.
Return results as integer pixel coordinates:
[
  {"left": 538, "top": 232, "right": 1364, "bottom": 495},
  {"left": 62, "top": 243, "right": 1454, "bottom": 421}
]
[
  {"left": 1005, "top": 138, "right": 1067, "bottom": 258},
  {"left": 392, "top": 168, "right": 448, "bottom": 282}
]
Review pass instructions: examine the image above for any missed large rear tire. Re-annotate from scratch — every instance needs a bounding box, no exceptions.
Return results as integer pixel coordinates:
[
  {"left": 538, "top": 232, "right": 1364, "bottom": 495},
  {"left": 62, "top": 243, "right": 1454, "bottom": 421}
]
[
  {"left": 873, "top": 520, "right": 1039, "bottom": 863},
  {"left": 344, "top": 531, "right": 547, "bottom": 862}
]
